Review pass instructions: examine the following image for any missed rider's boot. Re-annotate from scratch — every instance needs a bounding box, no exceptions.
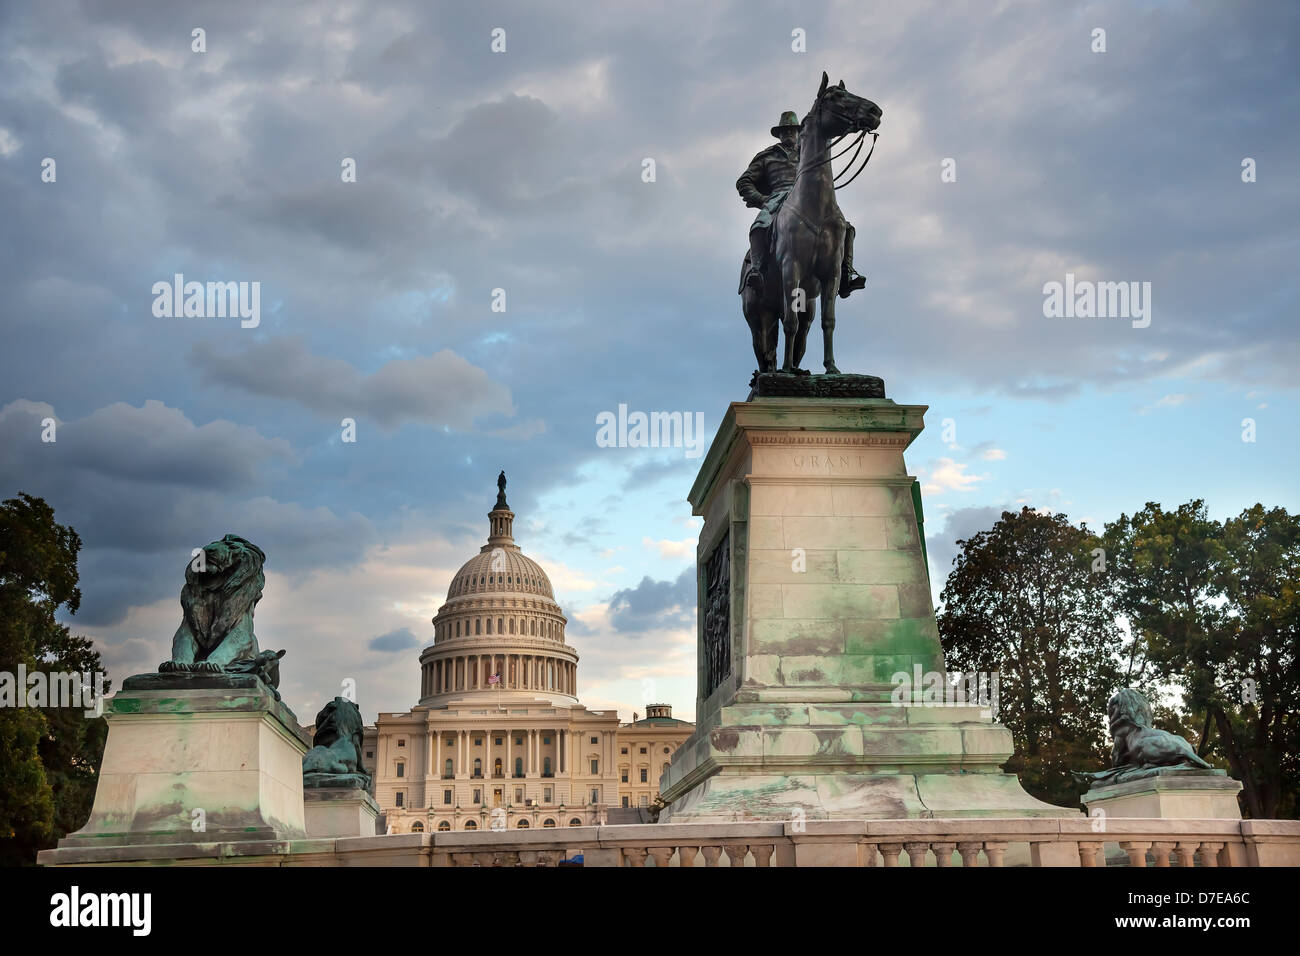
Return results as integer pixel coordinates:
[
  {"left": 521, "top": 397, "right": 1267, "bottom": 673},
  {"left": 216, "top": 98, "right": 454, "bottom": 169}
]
[
  {"left": 839, "top": 225, "right": 867, "bottom": 298},
  {"left": 746, "top": 229, "right": 766, "bottom": 294}
]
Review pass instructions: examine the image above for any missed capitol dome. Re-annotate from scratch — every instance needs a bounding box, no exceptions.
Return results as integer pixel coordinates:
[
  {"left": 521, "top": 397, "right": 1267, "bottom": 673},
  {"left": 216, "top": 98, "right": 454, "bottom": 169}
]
[{"left": 418, "top": 473, "right": 577, "bottom": 706}]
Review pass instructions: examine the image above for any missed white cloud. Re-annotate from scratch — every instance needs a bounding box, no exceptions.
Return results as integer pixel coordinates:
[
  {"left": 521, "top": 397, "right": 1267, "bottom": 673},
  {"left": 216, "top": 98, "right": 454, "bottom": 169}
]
[{"left": 920, "top": 458, "right": 989, "bottom": 496}]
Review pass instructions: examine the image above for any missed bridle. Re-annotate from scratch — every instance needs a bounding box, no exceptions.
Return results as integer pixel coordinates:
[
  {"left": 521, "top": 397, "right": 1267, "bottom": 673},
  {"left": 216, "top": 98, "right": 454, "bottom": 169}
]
[{"left": 795, "top": 93, "right": 880, "bottom": 190}]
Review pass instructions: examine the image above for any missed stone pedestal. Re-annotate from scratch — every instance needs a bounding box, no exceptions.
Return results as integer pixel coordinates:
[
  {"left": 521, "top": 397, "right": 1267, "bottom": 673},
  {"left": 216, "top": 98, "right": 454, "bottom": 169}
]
[
  {"left": 1082, "top": 770, "right": 1243, "bottom": 820},
  {"left": 659, "top": 396, "right": 1073, "bottom": 822},
  {"left": 304, "top": 787, "right": 381, "bottom": 838},
  {"left": 47, "top": 675, "right": 310, "bottom": 853}
]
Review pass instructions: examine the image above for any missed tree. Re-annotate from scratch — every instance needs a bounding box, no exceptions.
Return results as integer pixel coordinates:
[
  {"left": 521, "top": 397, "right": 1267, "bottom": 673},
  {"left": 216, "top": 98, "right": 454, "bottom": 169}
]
[
  {"left": 0, "top": 493, "right": 108, "bottom": 865},
  {"left": 1106, "top": 500, "right": 1298, "bottom": 818},
  {"left": 937, "top": 507, "right": 1127, "bottom": 807}
]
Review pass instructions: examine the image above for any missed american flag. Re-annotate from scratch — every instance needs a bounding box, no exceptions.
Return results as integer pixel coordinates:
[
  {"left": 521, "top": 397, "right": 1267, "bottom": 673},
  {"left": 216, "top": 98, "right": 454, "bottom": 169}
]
[{"left": 488, "top": 674, "right": 501, "bottom": 685}]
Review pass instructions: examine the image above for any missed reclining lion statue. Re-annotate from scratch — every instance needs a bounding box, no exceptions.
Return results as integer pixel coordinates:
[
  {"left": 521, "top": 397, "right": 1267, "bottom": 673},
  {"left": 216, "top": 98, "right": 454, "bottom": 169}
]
[
  {"left": 157, "top": 534, "right": 285, "bottom": 695},
  {"left": 303, "top": 697, "right": 371, "bottom": 790},
  {"left": 1073, "top": 687, "right": 1215, "bottom": 786}
]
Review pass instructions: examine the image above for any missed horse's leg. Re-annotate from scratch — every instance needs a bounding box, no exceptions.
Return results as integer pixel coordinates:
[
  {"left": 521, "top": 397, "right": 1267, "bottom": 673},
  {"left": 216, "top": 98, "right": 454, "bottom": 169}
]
[
  {"left": 780, "top": 260, "right": 802, "bottom": 372},
  {"left": 794, "top": 282, "right": 814, "bottom": 370},
  {"left": 743, "top": 290, "right": 766, "bottom": 371},
  {"left": 821, "top": 279, "right": 840, "bottom": 374}
]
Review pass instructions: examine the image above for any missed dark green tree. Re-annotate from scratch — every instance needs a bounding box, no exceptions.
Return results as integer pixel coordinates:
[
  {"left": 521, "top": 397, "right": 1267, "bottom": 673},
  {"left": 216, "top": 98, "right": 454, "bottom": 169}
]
[
  {"left": 0, "top": 493, "right": 108, "bottom": 865},
  {"left": 937, "top": 507, "right": 1128, "bottom": 807}
]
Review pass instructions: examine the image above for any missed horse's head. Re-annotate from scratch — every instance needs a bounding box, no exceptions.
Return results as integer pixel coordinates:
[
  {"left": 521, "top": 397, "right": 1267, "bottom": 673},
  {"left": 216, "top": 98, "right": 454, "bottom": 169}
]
[{"left": 805, "top": 71, "right": 882, "bottom": 142}]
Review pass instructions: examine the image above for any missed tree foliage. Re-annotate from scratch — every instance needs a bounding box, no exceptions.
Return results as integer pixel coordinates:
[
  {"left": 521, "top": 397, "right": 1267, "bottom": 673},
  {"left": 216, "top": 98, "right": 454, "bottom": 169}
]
[{"left": 0, "top": 493, "right": 108, "bottom": 865}]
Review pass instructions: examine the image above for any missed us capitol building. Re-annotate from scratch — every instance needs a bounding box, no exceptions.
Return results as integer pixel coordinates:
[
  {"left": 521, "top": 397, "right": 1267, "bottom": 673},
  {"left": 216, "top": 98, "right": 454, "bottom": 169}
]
[{"left": 363, "top": 474, "right": 693, "bottom": 832}]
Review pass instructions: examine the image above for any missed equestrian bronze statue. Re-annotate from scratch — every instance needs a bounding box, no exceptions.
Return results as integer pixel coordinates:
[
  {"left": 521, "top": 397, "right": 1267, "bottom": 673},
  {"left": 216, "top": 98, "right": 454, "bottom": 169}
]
[{"left": 738, "top": 72, "right": 882, "bottom": 376}]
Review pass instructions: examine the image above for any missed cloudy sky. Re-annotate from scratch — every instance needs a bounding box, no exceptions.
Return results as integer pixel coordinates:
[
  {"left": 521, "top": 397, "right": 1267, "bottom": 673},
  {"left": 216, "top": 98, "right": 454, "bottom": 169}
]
[{"left": 1, "top": 1, "right": 1295, "bottom": 725}]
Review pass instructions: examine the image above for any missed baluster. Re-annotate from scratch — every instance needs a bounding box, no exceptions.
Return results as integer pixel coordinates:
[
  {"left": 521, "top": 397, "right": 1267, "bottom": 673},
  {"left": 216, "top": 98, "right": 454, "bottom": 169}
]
[
  {"left": 723, "top": 843, "right": 749, "bottom": 867},
  {"left": 678, "top": 846, "right": 700, "bottom": 867},
  {"left": 622, "top": 847, "right": 648, "bottom": 867},
  {"left": 1150, "top": 842, "right": 1176, "bottom": 867},
  {"left": 1076, "top": 841, "right": 1105, "bottom": 867},
  {"left": 701, "top": 845, "right": 723, "bottom": 867},
  {"left": 1174, "top": 842, "right": 1198, "bottom": 867},
  {"left": 879, "top": 843, "right": 904, "bottom": 867},
  {"left": 473, "top": 851, "right": 494, "bottom": 867},
  {"left": 451, "top": 852, "right": 474, "bottom": 867},
  {"left": 956, "top": 842, "right": 982, "bottom": 867},
  {"left": 931, "top": 842, "right": 956, "bottom": 867},
  {"left": 983, "top": 842, "right": 1007, "bottom": 867},
  {"left": 751, "top": 844, "right": 775, "bottom": 867},
  {"left": 1119, "top": 842, "right": 1151, "bottom": 867},
  {"left": 647, "top": 846, "right": 674, "bottom": 868},
  {"left": 1198, "top": 842, "right": 1224, "bottom": 867}
]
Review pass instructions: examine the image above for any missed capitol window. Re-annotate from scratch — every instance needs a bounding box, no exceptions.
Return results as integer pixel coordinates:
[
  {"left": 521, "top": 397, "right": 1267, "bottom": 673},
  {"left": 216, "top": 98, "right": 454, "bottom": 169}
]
[
  {"left": 569, "top": 818, "right": 582, "bottom": 827},
  {"left": 640, "top": 768, "right": 648, "bottom": 783},
  {"left": 438, "top": 821, "right": 451, "bottom": 831},
  {"left": 396, "top": 762, "right": 404, "bottom": 778},
  {"left": 464, "top": 820, "right": 477, "bottom": 830},
  {"left": 543, "top": 819, "right": 556, "bottom": 828}
]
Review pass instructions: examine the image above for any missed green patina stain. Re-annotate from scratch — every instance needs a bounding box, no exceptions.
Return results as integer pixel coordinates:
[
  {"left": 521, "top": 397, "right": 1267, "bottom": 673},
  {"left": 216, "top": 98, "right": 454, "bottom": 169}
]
[{"left": 911, "top": 479, "right": 929, "bottom": 587}]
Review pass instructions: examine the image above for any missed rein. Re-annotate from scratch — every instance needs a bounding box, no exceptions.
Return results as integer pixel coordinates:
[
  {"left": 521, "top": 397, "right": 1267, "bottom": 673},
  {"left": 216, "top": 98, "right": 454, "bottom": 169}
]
[{"left": 792, "top": 96, "right": 879, "bottom": 191}]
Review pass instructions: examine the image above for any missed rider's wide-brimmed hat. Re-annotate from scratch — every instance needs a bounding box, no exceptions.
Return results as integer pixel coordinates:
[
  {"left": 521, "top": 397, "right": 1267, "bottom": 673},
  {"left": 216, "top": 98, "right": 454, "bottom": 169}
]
[{"left": 770, "top": 111, "right": 800, "bottom": 137}]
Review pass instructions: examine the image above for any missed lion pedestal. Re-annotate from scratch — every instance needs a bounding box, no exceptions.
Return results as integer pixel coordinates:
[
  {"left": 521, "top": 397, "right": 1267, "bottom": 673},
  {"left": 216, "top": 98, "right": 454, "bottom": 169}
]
[
  {"left": 45, "top": 675, "right": 310, "bottom": 859},
  {"left": 1083, "top": 770, "right": 1243, "bottom": 820},
  {"left": 659, "top": 395, "right": 1074, "bottom": 823},
  {"left": 304, "top": 789, "right": 381, "bottom": 838}
]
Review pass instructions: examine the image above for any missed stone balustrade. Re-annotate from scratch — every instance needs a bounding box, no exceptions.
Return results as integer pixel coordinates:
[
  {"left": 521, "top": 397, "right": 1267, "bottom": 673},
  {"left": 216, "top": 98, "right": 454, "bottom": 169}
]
[
  {"left": 41, "top": 817, "right": 1300, "bottom": 867},
  {"left": 420, "top": 818, "right": 1298, "bottom": 867}
]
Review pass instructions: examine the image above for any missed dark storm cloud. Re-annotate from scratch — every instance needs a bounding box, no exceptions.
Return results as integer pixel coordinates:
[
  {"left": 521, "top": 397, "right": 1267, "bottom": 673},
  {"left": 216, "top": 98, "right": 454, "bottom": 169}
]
[
  {"left": 0, "top": 399, "right": 374, "bottom": 625},
  {"left": 190, "top": 336, "right": 519, "bottom": 430},
  {"left": 607, "top": 567, "right": 694, "bottom": 634},
  {"left": 370, "top": 627, "right": 419, "bottom": 653}
]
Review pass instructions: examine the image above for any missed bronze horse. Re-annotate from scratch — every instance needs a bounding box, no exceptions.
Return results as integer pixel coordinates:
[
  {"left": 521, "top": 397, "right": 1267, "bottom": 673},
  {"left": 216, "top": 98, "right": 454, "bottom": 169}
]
[{"left": 740, "top": 73, "right": 882, "bottom": 374}]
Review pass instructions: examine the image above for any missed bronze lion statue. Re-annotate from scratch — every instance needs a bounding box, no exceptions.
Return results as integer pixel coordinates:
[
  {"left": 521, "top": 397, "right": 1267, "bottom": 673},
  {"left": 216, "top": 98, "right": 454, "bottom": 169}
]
[
  {"left": 302, "top": 697, "right": 371, "bottom": 790},
  {"left": 158, "top": 534, "right": 285, "bottom": 694},
  {"left": 1074, "top": 687, "right": 1214, "bottom": 786}
]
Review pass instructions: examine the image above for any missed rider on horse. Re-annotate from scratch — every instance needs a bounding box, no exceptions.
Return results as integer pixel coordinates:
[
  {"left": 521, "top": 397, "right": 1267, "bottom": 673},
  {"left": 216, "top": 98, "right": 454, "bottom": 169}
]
[{"left": 737, "top": 111, "right": 866, "bottom": 299}]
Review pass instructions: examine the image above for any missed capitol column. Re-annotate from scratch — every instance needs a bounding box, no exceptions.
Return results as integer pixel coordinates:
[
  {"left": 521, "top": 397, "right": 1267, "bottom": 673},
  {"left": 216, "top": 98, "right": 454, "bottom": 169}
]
[{"left": 436, "top": 731, "right": 442, "bottom": 778}]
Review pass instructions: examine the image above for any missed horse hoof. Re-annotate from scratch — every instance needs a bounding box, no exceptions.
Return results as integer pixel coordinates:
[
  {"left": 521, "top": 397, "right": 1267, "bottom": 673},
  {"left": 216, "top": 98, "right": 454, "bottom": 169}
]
[{"left": 825, "top": 363, "right": 841, "bottom": 374}]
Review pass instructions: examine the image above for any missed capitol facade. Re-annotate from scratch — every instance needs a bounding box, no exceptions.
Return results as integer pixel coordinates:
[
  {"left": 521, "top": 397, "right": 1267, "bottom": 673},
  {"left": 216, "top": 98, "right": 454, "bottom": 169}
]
[{"left": 364, "top": 475, "right": 692, "bottom": 832}]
